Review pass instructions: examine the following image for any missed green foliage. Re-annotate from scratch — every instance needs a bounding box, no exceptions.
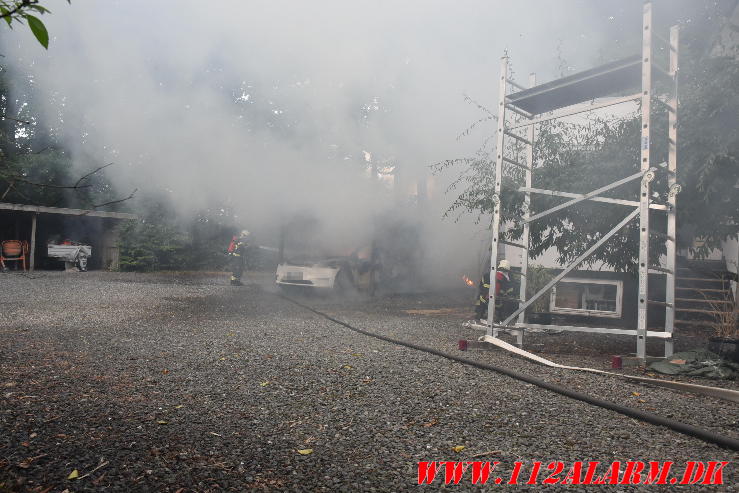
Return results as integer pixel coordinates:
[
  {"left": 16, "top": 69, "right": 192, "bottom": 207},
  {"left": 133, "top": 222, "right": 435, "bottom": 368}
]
[
  {"left": 525, "top": 264, "right": 555, "bottom": 313},
  {"left": 118, "top": 216, "right": 191, "bottom": 272},
  {"left": 525, "top": 116, "right": 653, "bottom": 273},
  {"left": 118, "top": 198, "right": 238, "bottom": 272},
  {"left": 1, "top": 148, "right": 73, "bottom": 204},
  {"left": 0, "top": 1, "right": 65, "bottom": 49},
  {"left": 673, "top": 53, "right": 739, "bottom": 257}
]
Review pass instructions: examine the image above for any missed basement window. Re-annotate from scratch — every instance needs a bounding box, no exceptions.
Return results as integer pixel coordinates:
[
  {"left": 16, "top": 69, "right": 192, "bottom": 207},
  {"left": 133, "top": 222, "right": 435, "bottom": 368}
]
[{"left": 550, "top": 278, "right": 623, "bottom": 318}]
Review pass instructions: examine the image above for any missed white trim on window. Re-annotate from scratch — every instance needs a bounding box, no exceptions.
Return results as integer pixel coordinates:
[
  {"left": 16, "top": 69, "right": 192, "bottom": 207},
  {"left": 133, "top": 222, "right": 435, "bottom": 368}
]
[{"left": 549, "top": 278, "right": 623, "bottom": 318}]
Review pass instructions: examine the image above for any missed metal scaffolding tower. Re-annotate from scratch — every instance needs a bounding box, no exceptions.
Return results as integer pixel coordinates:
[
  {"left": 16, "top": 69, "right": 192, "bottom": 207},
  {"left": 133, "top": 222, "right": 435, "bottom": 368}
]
[{"left": 476, "top": 2, "right": 680, "bottom": 360}]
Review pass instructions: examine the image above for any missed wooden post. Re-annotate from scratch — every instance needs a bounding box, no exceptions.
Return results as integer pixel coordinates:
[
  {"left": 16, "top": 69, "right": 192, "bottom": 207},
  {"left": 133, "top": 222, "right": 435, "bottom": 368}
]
[{"left": 29, "top": 213, "right": 37, "bottom": 271}]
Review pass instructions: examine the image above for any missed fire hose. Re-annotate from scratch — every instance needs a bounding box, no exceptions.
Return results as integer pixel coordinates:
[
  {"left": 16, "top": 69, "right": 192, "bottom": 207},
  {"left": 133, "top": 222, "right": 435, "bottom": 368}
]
[{"left": 277, "top": 293, "right": 739, "bottom": 451}]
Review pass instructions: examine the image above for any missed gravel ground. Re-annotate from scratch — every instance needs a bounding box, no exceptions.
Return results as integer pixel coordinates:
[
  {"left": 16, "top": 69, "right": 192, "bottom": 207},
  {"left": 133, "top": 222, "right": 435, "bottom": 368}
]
[{"left": 1, "top": 271, "right": 736, "bottom": 492}]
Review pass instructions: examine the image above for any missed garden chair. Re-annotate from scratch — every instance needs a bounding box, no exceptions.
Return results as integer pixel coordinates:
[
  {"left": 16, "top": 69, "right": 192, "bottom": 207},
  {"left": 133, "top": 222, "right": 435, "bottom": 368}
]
[{"left": 1, "top": 240, "right": 28, "bottom": 271}]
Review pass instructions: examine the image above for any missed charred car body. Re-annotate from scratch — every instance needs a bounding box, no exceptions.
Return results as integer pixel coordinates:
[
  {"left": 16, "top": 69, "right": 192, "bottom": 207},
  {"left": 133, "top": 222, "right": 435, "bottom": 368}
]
[
  {"left": 276, "top": 253, "right": 376, "bottom": 292},
  {"left": 274, "top": 211, "right": 421, "bottom": 295}
]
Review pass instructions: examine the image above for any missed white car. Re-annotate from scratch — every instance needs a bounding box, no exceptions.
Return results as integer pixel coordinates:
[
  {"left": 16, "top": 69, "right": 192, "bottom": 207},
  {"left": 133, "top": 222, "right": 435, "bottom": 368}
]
[
  {"left": 276, "top": 261, "right": 340, "bottom": 289},
  {"left": 276, "top": 256, "right": 375, "bottom": 292}
]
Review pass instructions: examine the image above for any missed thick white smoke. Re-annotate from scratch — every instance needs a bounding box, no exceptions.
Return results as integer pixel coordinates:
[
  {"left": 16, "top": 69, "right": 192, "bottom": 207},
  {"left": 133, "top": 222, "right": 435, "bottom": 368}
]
[{"left": 2, "top": 0, "right": 628, "bottom": 285}]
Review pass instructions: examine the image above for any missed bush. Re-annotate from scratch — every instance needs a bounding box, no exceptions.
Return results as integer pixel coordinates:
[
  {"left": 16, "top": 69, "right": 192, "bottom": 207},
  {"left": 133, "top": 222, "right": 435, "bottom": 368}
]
[{"left": 118, "top": 203, "right": 233, "bottom": 272}]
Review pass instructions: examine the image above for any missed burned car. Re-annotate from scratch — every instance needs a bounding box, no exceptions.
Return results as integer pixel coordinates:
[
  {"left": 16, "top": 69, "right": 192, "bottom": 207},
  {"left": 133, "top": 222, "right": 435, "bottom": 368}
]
[
  {"left": 276, "top": 252, "right": 377, "bottom": 293},
  {"left": 274, "top": 210, "right": 422, "bottom": 295}
]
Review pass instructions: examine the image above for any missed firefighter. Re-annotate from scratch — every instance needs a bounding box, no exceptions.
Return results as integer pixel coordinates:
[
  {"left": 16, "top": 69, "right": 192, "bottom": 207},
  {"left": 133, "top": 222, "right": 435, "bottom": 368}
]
[
  {"left": 474, "top": 259, "right": 514, "bottom": 322},
  {"left": 227, "top": 230, "right": 250, "bottom": 286}
]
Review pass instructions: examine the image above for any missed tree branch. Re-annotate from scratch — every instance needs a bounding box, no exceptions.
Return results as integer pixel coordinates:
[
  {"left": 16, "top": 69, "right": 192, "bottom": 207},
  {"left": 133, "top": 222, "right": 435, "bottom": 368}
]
[
  {"left": 91, "top": 188, "right": 137, "bottom": 209},
  {"left": 73, "top": 162, "right": 113, "bottom": 188},
  {"left": 0, "top": 0, "right": 39, "bottom": 20},
  {"left": 31, "top": 145, "right": 50, "bottom": 154},
  {"left": 1, "top": 114, "right": 33, "bottom": 125},
  {"left": 11, "top": 176, "right": 91, "bottom": 189},
  {"left": 1, "top": 179, "right": 14, "bottom": 200}
]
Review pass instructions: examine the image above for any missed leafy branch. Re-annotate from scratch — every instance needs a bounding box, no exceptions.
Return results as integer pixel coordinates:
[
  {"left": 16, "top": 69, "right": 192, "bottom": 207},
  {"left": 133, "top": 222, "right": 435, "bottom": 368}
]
[{"left": 0, "top": 0, "right": 70, "bottom": 49}]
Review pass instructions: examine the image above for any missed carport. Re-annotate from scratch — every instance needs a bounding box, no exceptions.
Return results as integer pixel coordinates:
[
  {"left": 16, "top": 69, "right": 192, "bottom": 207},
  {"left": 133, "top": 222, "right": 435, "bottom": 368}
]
[{"left": 0, "top": 202, "right": 136, "bottom": 271}]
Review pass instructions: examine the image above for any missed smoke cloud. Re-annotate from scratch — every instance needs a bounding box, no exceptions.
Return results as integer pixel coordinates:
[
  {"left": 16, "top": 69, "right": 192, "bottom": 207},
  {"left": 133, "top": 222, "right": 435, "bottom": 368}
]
[{"left": 2, "top": 0, "right": 633, "bottom": 285}]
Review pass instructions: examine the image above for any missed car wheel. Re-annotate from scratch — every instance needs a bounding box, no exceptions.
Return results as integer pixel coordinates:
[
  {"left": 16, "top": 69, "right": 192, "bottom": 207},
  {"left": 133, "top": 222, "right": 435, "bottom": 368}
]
[{"left": 333, "top": 269, "right": 354, "bottom": 294}]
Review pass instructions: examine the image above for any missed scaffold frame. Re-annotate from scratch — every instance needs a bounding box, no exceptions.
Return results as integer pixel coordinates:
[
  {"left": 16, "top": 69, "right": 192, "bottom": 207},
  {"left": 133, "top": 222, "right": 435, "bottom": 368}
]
[{"left": 471, "top": 2, "right": 679, "bottom": 360}]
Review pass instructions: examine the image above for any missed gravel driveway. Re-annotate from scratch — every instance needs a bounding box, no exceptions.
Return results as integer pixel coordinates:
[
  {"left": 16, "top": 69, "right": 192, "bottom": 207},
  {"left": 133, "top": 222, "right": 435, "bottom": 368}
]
[{"left": 1, "top": 271, "right": 736, "bottom": 491}]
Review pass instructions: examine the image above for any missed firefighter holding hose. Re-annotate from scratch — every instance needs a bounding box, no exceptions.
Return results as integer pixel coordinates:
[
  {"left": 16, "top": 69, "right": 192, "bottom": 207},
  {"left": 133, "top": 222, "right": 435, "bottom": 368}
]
[
  {"left": 227, "top": 229, "right": 250, "bottom": 286},
  {"left": 474, "top": 259, "right": 514, "bottom": 322}
]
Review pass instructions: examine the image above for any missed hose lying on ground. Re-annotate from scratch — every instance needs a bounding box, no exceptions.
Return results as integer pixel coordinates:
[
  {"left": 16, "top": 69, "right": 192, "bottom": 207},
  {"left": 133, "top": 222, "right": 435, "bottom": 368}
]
[
  {"left": 477, "top": 333, "right": 739, "bottom": 404},
  {"left": 278, "top": 293, "right": 739, "bottom": 451}
]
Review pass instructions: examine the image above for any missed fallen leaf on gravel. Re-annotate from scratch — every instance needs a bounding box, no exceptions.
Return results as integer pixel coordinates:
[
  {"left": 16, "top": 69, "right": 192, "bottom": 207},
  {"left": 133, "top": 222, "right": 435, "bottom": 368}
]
[
  {"left": 637, "top": 399, "right": 646, "bottom": 403},
  {"left": 68, "top": 469, "right": 79, "bottom": 480},
  {"left": 351, "top": 353, "right": 363, "bottom": 357},
  {"left": 422, "top": 419, "right": 439, "bottom": 427},
  {"left": 297, "top": 449, "right": 313, "bottom": 455},
  {"left": 174, "top": 405, "right": 184, "bottom": 409},
  {"left": 260, "top": 381, "right": 270, "bottom": 387},
  {"left": 342, "top": 365, "right": 353, "bottom": 370},
  {"left": 21, "top": 441, "right": 29, "bottom": 447},
  {"left": 219, "top": 357, "right": 226, "bottom": 361},
  {"left": 631, "top": 392, "right": 641, "bottom": 397},
  {"left": 209, "top": 432, "right": 222, "bottom": 437},
  {"left": 157, "top": 420, "right": 168, "bottom": 425},
  {"left": 161, "top": 369, "right": 170, "bottom": 375},
  {"left": 452, "top": 446, "right": 465, "bottom": 453}
]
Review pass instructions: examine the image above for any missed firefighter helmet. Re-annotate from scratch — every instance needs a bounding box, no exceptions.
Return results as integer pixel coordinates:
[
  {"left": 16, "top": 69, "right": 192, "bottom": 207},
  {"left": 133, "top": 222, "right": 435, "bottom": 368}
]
[{"left": 497, "top": 259, "right": 511, "bottom": 271}]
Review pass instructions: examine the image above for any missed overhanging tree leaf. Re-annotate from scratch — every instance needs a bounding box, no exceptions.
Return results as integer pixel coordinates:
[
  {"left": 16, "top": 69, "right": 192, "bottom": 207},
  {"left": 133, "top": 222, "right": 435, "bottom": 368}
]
[
  {"left": 25, "top": 14, "right": 48, "bottom": 49},
  {"left": 28, "top": 5, "right": 51, "bottom": 14},
  {"left": 0, "top": 6, "right": 12, "bottom": 26}
]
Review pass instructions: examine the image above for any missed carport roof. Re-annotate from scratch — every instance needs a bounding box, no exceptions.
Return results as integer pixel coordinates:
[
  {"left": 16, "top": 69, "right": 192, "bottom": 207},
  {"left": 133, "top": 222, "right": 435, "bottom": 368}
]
[{"left": 0, "top": 201, "right": 137, "bottom": 220}]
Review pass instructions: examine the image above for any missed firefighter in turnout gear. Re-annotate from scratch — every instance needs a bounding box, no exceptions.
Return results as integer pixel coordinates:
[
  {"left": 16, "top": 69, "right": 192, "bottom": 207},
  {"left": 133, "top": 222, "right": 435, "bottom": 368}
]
[
  {"left": 474, "top": 259, "right": 514, "bottom": 322},
  {"left": 227, "top": 230, "right": 250, "bottom": 286}
]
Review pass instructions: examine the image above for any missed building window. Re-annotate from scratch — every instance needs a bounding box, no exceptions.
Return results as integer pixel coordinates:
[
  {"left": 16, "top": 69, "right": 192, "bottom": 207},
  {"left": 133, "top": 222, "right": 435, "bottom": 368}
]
[{"left": 550, "top": 278, "right": 623, "bottom": 318}]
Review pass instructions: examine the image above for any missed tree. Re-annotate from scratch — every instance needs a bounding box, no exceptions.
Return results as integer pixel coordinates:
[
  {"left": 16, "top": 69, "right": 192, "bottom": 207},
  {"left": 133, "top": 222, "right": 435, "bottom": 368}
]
[
  {"left": 0, "top": 56, "right": 136, "bottom": 210},
  {"left": 435, "top": 4, "right": 739, "bottom": 272},
  {"left": 118, "top": 195, "right": 241, "bottom": 272}
]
